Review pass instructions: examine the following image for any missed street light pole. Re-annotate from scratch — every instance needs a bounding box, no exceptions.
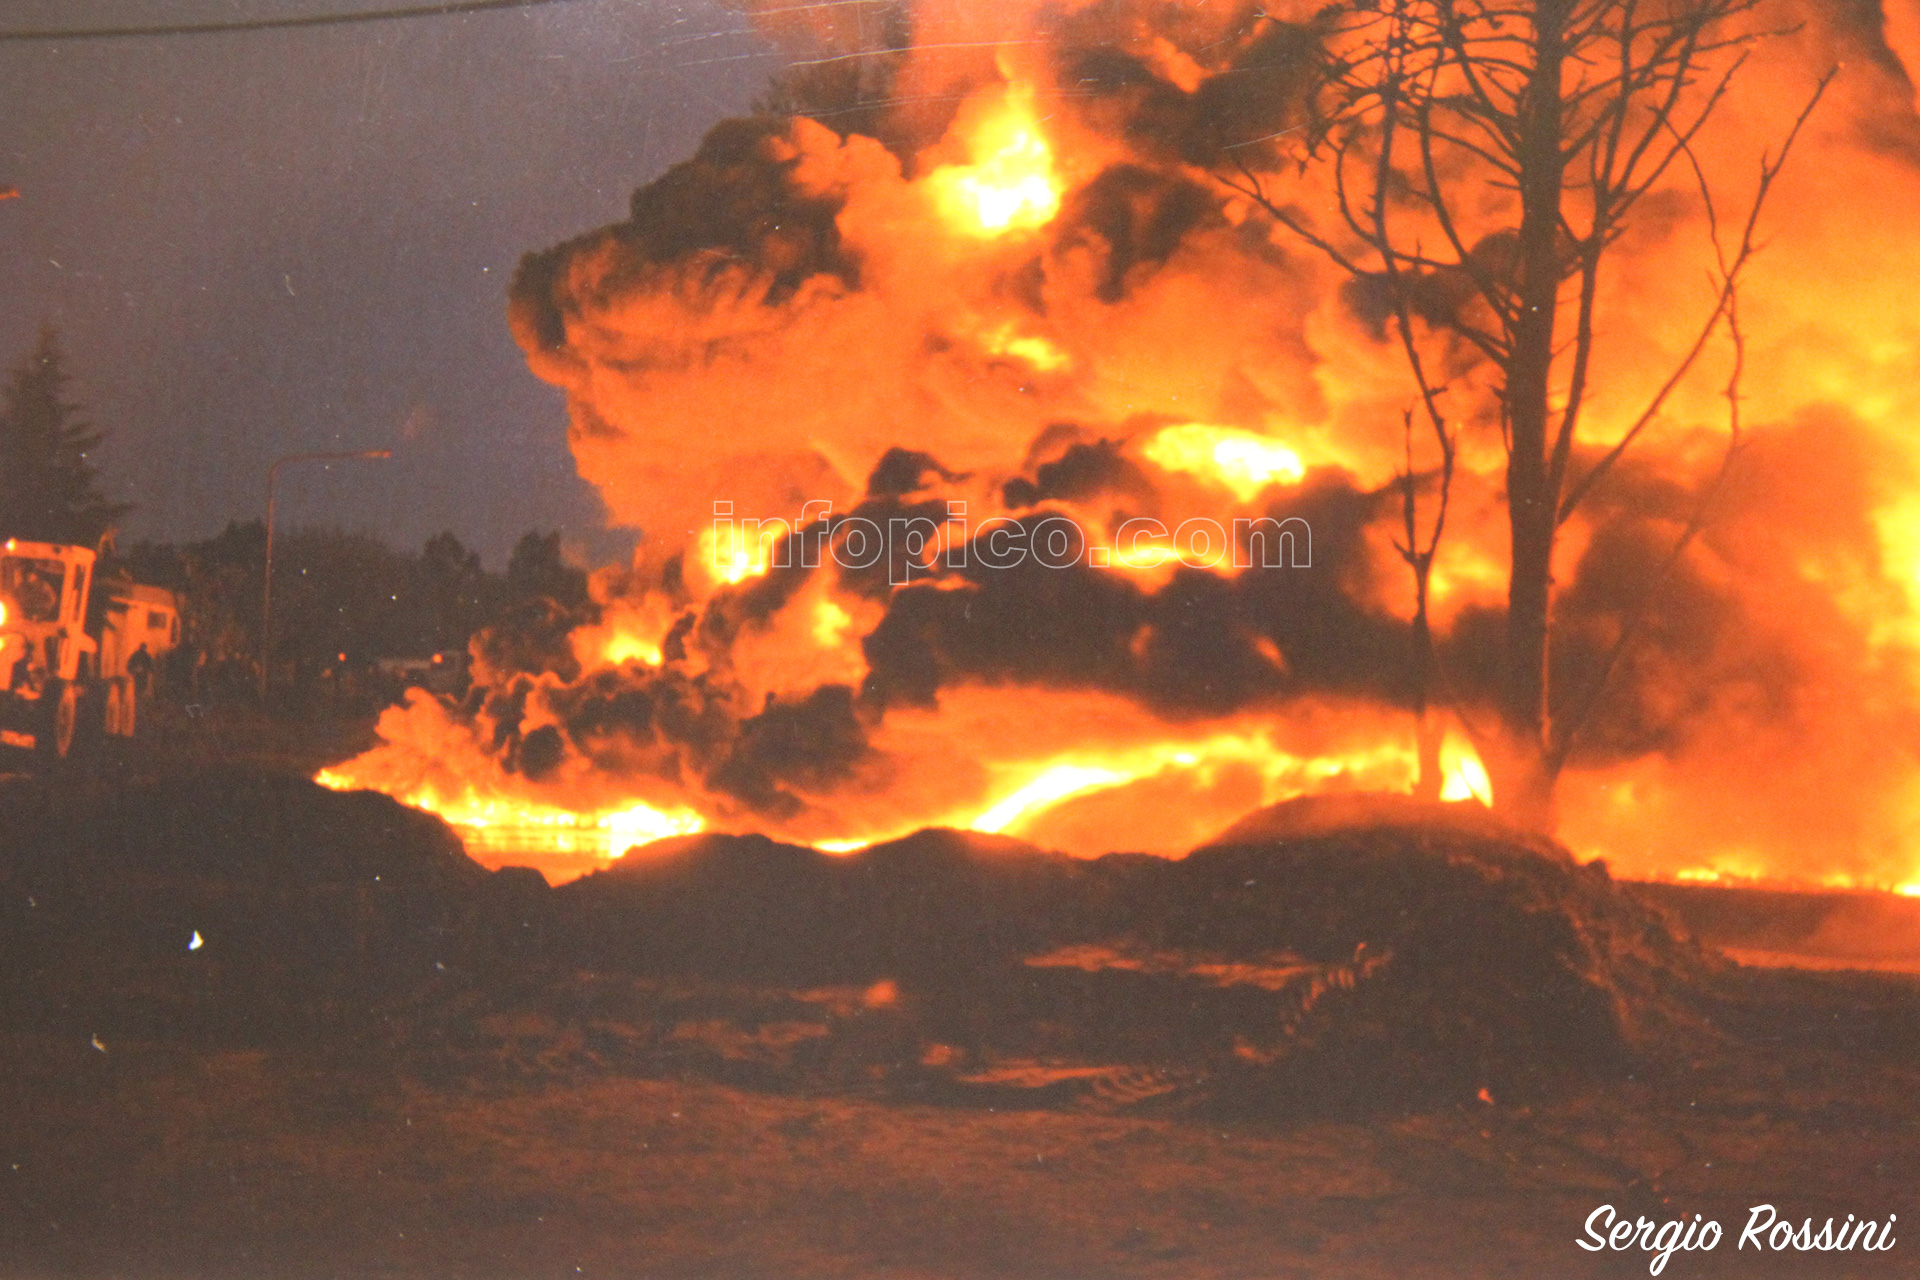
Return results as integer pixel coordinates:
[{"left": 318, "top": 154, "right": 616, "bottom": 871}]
[{"left": 261, "top": 449, "right": 392, "bottom": 704}]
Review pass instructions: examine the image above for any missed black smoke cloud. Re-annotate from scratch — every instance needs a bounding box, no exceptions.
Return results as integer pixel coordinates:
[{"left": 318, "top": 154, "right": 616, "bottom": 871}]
[
  {"left": 510, "top": 116, "right": 859, "bottom": 360},
  {"left": 454, "top": 406, "right": 1811, "bottom": 826},
  {"left": 475, "top": 656, "right": 875, "bottom": 822},
  {"left": 1053, "top": 15, "right": 1322, "bottom": 167},
  {"left": 860, "top": 474, "right": 1409, "bottom": 717}
]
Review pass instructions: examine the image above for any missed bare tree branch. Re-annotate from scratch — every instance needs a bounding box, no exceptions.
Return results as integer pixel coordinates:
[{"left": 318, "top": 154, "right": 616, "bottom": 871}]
[{"left": 1557, "top": 68, "right": 1830, "bottom": 523}]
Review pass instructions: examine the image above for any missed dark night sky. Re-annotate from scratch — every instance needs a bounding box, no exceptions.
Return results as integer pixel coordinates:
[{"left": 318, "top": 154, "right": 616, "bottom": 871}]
[{"left": 0, "top": 0, "right": 782, "bottom": 568}]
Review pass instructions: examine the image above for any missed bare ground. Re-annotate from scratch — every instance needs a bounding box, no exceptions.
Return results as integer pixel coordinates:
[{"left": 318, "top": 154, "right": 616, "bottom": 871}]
[
  {"left": 1, "top": 712, "right": 1916, "bottom": 1279},
  {"left": 2, "top": 1000, "right": 1917, "bottom": 1280}
]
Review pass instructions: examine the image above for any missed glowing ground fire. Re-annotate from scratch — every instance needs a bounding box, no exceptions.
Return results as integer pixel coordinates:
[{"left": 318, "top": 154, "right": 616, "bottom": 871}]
[
  {"left": 320, "top": 722, "right": 1454, "bottom": 873},
  {"left": 313, "top": 769, "right": 705, "bottom": 859}
]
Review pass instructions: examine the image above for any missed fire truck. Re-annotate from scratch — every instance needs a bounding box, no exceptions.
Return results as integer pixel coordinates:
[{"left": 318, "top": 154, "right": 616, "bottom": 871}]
[{"left": 0, "top": 538, "right": 180, "bottom": 759}]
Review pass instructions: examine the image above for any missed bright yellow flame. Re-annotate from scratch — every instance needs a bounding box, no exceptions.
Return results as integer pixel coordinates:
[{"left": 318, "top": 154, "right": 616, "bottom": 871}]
[
  {"left": 1869, "top": 498, "right": 1920, "bottom": 648},
  {"left": 315, "top": 770, "right": 704, "bottom": 856},
  {"left": 1425, "top": 542, "right": 1507, "bottom": 612},
  {"left": 1438, "top": 732, "right": 1492, "bottom": 806},
  {"left": 605, "top": 801, "right": 704, "bottom": 854},
  {"left": 1141, "top": 424, "right": 1305, "bottom": 502},
  {"left": 700, "top": 522, "right": 780, "bottom": 587},
  {"left": 812, "top": 600, "right": 853, "bottom": 648},
  {"left": 927, "top": 85, "right": 1061, "bottom": 237},
  {"left": 602, "top": 633, "right": 663, "bottom": 666},
  {"left": 1091, "top": 503, "right": 1286, "bottom": 580},
  {"left": 952, "top": 731, "right": 1420, "bottom": 845},
  {"left": 1668, "top": 855, "right": 1767, "bottom": 886},
  {"left": 970, "top": 764, "right": 1128, "bottom": 833}
]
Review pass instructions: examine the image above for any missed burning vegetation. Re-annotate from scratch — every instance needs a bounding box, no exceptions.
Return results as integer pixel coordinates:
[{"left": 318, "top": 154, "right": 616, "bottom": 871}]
[{"left": 321, "top": 0, "right": 1920, "bottom": 893}]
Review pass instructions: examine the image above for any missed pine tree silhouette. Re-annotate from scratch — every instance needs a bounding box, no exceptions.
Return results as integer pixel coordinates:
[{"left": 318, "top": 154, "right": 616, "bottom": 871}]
[{"left": 0, "top": 327, "right": 129, "bottom": 545}]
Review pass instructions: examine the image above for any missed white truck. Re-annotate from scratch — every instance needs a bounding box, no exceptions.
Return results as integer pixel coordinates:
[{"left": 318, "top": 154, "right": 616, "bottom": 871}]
[
  {"left": 99, "top": 581, "right": 181, "bottom": 738},
  {"left": 0, "top": 538, "right": 180, "bottom": 758}
]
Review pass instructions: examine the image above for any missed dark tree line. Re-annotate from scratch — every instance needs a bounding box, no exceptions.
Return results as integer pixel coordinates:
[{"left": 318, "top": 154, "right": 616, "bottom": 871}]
[
  {"left": 127, "top": 525, "right": 590, "bottom": 702},
  {"left": 0, "top": 327, "right": 589, "bottom": 705}
]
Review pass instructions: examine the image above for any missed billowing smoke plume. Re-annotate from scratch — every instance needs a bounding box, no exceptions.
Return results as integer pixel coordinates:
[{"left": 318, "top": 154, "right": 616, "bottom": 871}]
[{"left": 329, "top": 0, "right": 1920, "bottom": 887}]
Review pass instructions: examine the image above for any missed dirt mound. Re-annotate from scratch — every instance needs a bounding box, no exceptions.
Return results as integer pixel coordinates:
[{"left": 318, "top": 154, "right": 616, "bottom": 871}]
[
  {"left": 1155, "top": 797, "right": 1718, "bottom": 1107},
  {"left": 1, "top": 777, "right": 1715, "bottom": 1111},
  {"left": 560, "top": 827, "right": 1083, "bottom": 984},
  {"left": 1210, "top": 791, "right": 1547, "bottom": 847},
  {"left": 548, "top": 804, "right": 1714, "bottom": 1108},
  {"left": 0, "top": 769, "right": 521, "bottom": 1043}
]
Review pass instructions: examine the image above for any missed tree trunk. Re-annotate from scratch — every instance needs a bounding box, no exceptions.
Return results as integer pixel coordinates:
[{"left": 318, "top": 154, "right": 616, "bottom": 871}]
[
  {"left": 1410, "top": 599, "right": 1444, "bottom": 802},
  {"left": 1413, "top": 711, "right": 1445, "bottom": 802},
  {"left": 1496, "top": 1, "right": 1569, "bottom": 830}
]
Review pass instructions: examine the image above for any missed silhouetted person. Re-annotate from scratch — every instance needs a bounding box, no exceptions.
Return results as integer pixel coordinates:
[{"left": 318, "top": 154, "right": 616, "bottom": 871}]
[{"left": 127, "top": 643, "right": 153, "bottom": 699}]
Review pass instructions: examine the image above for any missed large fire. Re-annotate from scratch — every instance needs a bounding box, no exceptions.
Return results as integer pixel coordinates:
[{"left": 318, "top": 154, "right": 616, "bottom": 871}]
[
  {"left": 324, "top": 0, "right": 1920, "bottom": 893},
  {"left": 925, "top": 82, "right": 1062, "bottom": 236}
]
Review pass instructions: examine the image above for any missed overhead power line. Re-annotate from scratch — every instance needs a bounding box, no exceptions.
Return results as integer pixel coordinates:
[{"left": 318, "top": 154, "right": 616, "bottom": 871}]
[{"left": 0, "top": 0, "right": 589, "bottom": 42}]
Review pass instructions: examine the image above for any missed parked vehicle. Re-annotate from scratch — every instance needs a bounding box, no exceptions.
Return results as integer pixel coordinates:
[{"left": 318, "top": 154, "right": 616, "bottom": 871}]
[
  {"left": 374, "top": 649, "right": 470, "bottom": 697},
  {"left": 98, "top": 581, "right": 180, "bottom": 738},
  {"left": 0, "top": 538, "right": 180, "bottom": 757}
]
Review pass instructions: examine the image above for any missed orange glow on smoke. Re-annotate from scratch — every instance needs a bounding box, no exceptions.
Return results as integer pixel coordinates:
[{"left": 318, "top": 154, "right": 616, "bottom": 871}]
[
  {"left": 572, "top": 593, "right": 679, "bottom": 672},
  {"left": 316, "top": 6, "right": 1920, "bottom": 899},
  {"left": 927, "top": 84, "right": 1061, "bottom": 236},
  {"left": 977, "top": 321, "right": 1071, "bottom": 371}
]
